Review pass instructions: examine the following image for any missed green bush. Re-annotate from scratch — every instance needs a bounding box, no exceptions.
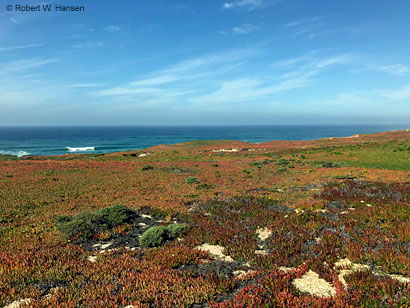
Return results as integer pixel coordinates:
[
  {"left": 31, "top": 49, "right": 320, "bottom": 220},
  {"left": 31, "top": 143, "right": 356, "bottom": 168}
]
[
  {"left": 166, "top": 223, "right": 188, "bottom": 238},
  {"left": 100, "top": 204, "right": 137, "bottom": 227},
  {"left": 321, "top": 161, "right": 341, "bottom": 168},
  {"left": 141, "top": 165, "right": 154, "bottom": 171},
  {"left": 185, "top": 176, "right": 199, "bottom": 184},
  {"left": 139, "top": 226, "right": 168, "bottom": 248},
  {"left": 196, "top": 183, "right": 213, "bottom": 190},
  {"left": 140, "top": 224, "right": 189, "bottom": 248},
  {"left": 56, "top": 211, "right": 107, "bottom": 240},
  {"left": 55, "top": 205, "right": 137, "bottom": 240}
]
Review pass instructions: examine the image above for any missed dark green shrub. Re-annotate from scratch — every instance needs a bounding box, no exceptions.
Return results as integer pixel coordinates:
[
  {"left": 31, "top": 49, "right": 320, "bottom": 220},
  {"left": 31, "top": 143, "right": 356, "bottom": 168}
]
[
  {"left": 321, "top": 161, "right": 341, "bottom": 168},
  {"left": 54, "top": 215, "right": 72, "bottom": 224},
  {"left": 56, "top": 211, "right": 107, "bottom": 240},
  {"left": 55, "top": 205, "right": 137, "bottom": 240},
  {"left": 166, "top": 223, "right": 188, "bottom": 238},
  {"left": 141, "top": 165, "right": 154, "bottom": 171},
  {"left": 278, "top": 166, "right": 287, "bottom": 172},
  {"left": 185, "top": 176, "right": 199, "bottom": 184},
  {"left": 139, "top": 226, "right": 168, "bottom": 248},
  {"left": 100, "top": 204, "right": 137, "bottom": 227},
  {"left": 196, "top": 183, "right": 213, "bottom": 190}
]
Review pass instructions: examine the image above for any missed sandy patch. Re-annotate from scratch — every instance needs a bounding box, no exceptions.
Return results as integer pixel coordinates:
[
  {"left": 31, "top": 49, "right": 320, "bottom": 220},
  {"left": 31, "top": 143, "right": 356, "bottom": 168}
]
[
  {"left": 334, "top": 258, "right": 370, "bottom": 287},
  {"left": 279, "top": 266, "right": 294, "bottom": 273},
  {"left": 195, "top": 243, "right": 234, "bottom": 262},
  {"left": 255, "top": 249, "right": 269, "bottom": 255},
  {"left": 138, "top": 153, "right": 150, "bottom": 157},
  {"left": 256, "top": 228, "right": 272, "bottom": 242},
  {"left": 87, "top": 255, "right": 98, "bottom": 263},
  {"left": 92, "top": 242, "right": 113, "bottom": 250},
  {"left": 292, "top": 270, "right": 336, "bottom": 297},
  {"left": 335, "top": 259, "right": 410, "bottom": 285},
  {"left": 3, "top": 298, "right": 31, "bottom": 308},
  {"left": 212, "top": 149, "right": 238, "bottom": 153}
]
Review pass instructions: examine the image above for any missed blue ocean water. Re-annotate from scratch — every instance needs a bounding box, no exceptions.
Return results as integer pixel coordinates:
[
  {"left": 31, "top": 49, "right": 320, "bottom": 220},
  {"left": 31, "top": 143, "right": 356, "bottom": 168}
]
[{"left": 0, "top": 125, "right": 408, "bottom": 157}]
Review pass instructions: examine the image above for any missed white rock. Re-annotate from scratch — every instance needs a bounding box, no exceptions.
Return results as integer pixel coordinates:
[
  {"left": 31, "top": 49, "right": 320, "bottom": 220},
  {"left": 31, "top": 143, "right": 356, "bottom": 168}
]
[
  {"left": 4, "top": 298, "right": 31, "bottom": 308},
  {"left": 87, "top": 255, "right": 97, "bottom": 263},
  {"left": 195, "top": 243, "right": 234, "bottom": 262},
  {"left": 256, "top": 228, "right": 272, "bottom": 242},
  {"left": 279, "top": 266, "right": 294, "bottom": 273},
  {"left": 292, "top": 270, "right": 336, "bottom": 297},
  {"left": 255, "top": 249, "right": 269, "bottom": 255}
]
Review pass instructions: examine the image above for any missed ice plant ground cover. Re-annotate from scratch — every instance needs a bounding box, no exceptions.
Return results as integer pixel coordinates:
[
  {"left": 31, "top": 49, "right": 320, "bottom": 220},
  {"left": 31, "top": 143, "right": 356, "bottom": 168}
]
[{"left": 0, "top": 130, "right": 409, "bottom": 307}]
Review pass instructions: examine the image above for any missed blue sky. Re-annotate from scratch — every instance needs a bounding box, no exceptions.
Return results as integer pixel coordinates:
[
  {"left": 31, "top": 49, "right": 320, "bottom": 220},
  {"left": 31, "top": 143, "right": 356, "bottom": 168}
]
[{"left": 1, "top": 0, "right": 410, "bottom": 125}]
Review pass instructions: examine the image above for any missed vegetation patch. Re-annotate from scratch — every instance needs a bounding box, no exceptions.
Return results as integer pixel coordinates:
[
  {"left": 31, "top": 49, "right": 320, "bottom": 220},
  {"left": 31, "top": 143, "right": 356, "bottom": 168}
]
[
  {"left": 140, "top": 223, "right": 189, "bottom": 248},
  {"left": 55, "top": 205, "right": 138, "bottom": 241}
]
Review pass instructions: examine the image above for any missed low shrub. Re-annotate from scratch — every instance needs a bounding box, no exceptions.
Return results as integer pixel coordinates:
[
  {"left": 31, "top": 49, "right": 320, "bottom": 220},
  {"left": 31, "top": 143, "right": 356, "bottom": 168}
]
[
  {"left": 100, "top": 204, "right": 137, "bottom": 227},
  {"left": 321, "top": 161, "right": 340, "bottom": 168},
  {"left": 55, "top": 205, "right": 137, "bottom": 240},
  {"left": 196, "top": 183, "right": 214, "bottom": 190},
  {"left": 185, "top": 176, "right": 199, "bottom": 184},
  {"left": 140, "top": 224, "right": 189, "bottom": 248},
  {"left": 139, "top": 226, "right": 169, "bottom": 248},
  {"left": 141, "top": 165, "right": 154, "bottom": 171},
  {"left": 166, "top": 223, "right": 188, "bottom": 238}
]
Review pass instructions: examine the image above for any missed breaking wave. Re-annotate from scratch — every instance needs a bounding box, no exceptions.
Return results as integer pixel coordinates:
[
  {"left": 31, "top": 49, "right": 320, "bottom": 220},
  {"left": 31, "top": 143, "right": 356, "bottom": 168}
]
[
  {"left": 0, "top": 150, "right": 30, "bottom": 157},
  {"left": 66, "top": 146, "right": 96, "bottom": 152}
]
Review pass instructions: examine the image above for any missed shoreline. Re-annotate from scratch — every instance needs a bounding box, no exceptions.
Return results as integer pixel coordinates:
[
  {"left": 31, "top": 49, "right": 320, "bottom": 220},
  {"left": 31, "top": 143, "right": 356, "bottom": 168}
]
[{"left": 0, "top": 129, "right": 409, "bottom": 158}]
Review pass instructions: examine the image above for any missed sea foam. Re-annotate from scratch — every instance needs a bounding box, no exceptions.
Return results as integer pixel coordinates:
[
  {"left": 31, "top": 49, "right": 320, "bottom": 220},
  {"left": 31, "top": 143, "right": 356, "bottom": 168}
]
[
  {"left": 0, "top": 150, "right": 30, "bottom": 157},
  {"left": 66, "top": 147, "right": 96, "bottom": 152}
]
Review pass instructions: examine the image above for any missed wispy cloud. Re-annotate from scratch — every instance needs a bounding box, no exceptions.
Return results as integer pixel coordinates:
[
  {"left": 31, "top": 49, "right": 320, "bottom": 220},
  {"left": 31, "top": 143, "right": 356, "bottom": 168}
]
[
  {"left": 0, "top": 43, "right": 45, "bottom": 52},
  {"left": 367, "top": 64, "right": 410, "bottom": 76},
  {"left": 231, "top": 23, "right": 258, "bottom": 34},
  {"left": 0, "top": 58, "right": 59, "bottom": 74},
  {"left": 285, "top": 17, "right": 321, "bottom": 28},
  {"left": 93, "top": 49, "right": 354, "bottom": 110},
  {"left": 378, "top": 84, "right": 410, "bottom": 100},
  {"left": 94, "top": 48, "right": 258, "bottom": 98},
  {"left": 223, "top": 0, "right": 263, "bottom": 10},
  {"left": 285, "top": 17, "right": 330, "bottom": 39},
  {"left": 104, "top": 25, "right": 121, "bottom": 33},
  {"left": 9, "top": 17, "right": 19, "bottom": 24},
  {"left": 72, "top": 41, "right": 104, "bottom": 48},
  {"left": 62, "top": 83, "right": 104, "bottom": 88}
]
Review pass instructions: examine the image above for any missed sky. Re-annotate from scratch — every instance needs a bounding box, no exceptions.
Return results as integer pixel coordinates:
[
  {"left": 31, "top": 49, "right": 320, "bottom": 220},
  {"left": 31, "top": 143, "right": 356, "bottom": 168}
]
[{"left": 0, "top": 0, "right": 410, "bottom": 125}]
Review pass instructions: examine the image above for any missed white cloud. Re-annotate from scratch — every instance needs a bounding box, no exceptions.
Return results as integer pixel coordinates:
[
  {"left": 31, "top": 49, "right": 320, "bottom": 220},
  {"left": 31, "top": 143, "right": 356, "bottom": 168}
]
[
  {"left": 378, "top": 84, "right": 410, "bottom": 100},
  {"left": 285, "top": 17, "right": 330, "bottom": 39},
  {"left": 93, "top": 49, "right": 354, "bottom": 110},
  {"left": 72, "top": 41, "right": 104, "bottom": 48},
  {"left": 62, "top": 83, "right": 104, "bottom": 88},
  {"left": 94, "top": 48, "right": 258, "bottom": 98},
  {"left": 0, "top": 58, "right": 59, "bottom": 74},
  {"left": 231, "top": 23, "right": 258, "bottom": 34},
  {"left": 0, "top": 43, "right": 44, "bottom": 52},
  {"left": 223, "top": 0, "right": 263, "bottom": 10},
  {"left": 104, "top": 25, "right": 121, "bottom": 33},
  {"left": 367, "top": 64, "right": 410, "bottom": 76},
  {"left": 285, "top": 17, "right": 321, "bottom": 28}
]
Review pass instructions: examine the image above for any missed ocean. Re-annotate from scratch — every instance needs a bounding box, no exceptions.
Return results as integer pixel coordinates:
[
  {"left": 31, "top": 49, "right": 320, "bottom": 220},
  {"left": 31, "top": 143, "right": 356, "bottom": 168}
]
[{"left": 0, "top": 125, "right": 408, "bottom": 157}]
